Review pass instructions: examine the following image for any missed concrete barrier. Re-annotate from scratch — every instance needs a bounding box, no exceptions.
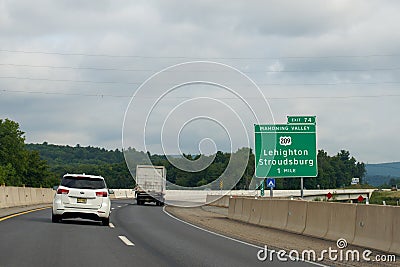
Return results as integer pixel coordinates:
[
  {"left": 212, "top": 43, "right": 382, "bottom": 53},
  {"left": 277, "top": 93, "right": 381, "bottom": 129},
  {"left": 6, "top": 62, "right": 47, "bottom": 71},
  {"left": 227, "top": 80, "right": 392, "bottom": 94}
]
[
  {"left": 220, "top": 195, "right": 230, "bottom": 207},
  {"left": 240, "top": 198, "right": 253, "bottom": 222},
  {"left": 390, "top": 207, "right": 400, "bottom": 254},
  {"left": 268, "top": 200, "right": 289, "bottom": 230},
  {"left": 206, "top": 195, "right": 230, "bottom": 207},
  {"left": 227, "top": 197, "right": 400, "bottom": 254},
  {"left": 228, "top": 197, "right": 236, "bottom": 218},
  {"left": 24, "top": 187, "right": 33, "bottom": 205},
  {"left": 29, "top": 188, "right": 38, "bottom": 205},
  {"left": 353, "top": 204, "right": 394, "bottom": 252},
  {"left": 324, "top": 202, "right": 357, "bottom": 242},
  {"left": 111, "top": 189, "right": 135, "bottom": 199},
  {"left": 285, "top": 200, "right": 307, "bottom": 234},
  {"left": 126, "top": 189, "right": 135, "bottom": 198},
  {"left": 259, "top": 199, "right": 274, "bottom": 228},
  {"left": 231, "top": 198, "right": 356, "bottom": 239},
  {"left": 3, "top": 187, "right": 20, "bottom": 208},
  {"left": 206, "top": 195, "right": 220, "bottom": 204},
  {"left": 114, "top": 189, "right": 125, "bottom": 199},
  {"left": 43, "top": 188, "right": 55, "bottom": 203},
  {"left": 248, "top": 199, "right": 264, "bottom": 225},
  {"left": 0, "top": 186, "right": 6, "bottom": 208},
  {"left": 38, "top": 188, "right": 46, "bottom": 203},
  {"left": 0, "top": 186, "right": 139, "bottom": 209},
  {"left": 6, "top": 187, "right": 19, "bottom": 207},
  {"left": 17, "top": 187, "right": 27, "bottom": 206},
  {"left": 38, "top": 188, "right": 53, "bottom": 204},
  {"left": 230, "top": 197, "right": 244, "bottom": 221},
  {"left": 303, "top": 201, "right": 330, "bottom": 238},
  {"left": 113, "top": 189, "right": 122, "bottom": 199}
]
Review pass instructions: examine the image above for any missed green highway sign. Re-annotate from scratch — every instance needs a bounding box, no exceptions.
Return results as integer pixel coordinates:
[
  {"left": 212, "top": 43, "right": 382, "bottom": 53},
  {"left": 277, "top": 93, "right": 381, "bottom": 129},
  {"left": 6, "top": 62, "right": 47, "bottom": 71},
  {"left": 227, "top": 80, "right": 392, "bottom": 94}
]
[
  {"left": 254, "top": 117, "right": 318, "bottom": 178},
  {"left": 287, "top": 116, "right": 316, "bottom": 124}
]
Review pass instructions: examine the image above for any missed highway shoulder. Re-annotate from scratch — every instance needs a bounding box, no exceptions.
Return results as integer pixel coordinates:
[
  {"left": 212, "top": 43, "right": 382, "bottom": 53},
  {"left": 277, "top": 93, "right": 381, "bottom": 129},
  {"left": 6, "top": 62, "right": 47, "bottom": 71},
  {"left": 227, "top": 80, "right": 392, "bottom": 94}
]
[
  {"left": 0, "top": 204, "right": 51, "bottom": 220},
  {"left": 165, "top": 205, "right": 397, "bottom": 267}
]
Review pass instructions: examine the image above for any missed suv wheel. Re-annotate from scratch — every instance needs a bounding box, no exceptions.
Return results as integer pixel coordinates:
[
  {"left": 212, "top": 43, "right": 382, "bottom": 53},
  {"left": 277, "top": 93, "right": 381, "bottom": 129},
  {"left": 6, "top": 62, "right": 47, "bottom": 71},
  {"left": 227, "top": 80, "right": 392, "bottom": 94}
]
[
  {"left": 101, "top": 217, "right": 110, "bottom": 226},
  {"left": 52, "top": 213, "right": 61, "bottom": 223}
]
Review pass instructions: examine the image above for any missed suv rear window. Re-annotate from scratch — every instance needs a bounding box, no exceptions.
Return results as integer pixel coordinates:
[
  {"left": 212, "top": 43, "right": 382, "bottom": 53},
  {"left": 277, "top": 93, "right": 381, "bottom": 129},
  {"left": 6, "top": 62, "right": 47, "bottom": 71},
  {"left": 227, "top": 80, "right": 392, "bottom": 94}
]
[{"left": 61, "top": 176, "right": 106, "bottom": 189}]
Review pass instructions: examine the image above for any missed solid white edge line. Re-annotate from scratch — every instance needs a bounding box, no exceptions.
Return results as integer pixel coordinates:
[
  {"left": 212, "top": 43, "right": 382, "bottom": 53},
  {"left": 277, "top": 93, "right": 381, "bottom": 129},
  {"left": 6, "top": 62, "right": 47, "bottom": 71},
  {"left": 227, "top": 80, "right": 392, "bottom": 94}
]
[
  {"left": 109, "top": 223, "right": 115, "bottom": 228},
  {"left": 118, "top": 235, "right": 135, "bottom": 246},
  {"left": 162, "top": 206, "right": 329, "bottom": 267}
]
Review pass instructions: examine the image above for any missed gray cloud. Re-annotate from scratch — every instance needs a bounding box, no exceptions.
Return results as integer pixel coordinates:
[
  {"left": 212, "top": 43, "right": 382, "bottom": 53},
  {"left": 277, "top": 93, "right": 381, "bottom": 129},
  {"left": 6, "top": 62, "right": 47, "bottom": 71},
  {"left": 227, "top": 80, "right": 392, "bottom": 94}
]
[{"left": 0, "top": 0, "right": 399, "bottom": 163}]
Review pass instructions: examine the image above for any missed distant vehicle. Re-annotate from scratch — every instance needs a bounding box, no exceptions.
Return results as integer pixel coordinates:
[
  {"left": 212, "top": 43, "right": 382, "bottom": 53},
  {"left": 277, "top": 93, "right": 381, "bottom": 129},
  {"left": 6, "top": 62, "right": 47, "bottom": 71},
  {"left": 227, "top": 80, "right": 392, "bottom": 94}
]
[
  {"left": 391, "top": 184, "right": 398, "bottom": 191},
  {"left": 52, "top": 174, "right": 112, "bottom": 226},
  {"left": 351, "top": 177, "right": 360, "bottom": 185},
  {"left": 135, "top": 165, "right": 166, "bottom": 206}
]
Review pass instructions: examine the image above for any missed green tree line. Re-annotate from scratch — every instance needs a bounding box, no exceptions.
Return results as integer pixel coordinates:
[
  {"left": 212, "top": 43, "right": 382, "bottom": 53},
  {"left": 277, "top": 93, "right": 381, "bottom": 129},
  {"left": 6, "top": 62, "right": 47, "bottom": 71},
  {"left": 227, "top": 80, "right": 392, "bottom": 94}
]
[
  {"left": 149, "top": 148, "right": 366, "bottom": 190},
  {"left": 276, "top": 149, "right": 365, "bottom": 190},
  {"left": 26, "top": 143, "right": 141, "bottom": 189}
]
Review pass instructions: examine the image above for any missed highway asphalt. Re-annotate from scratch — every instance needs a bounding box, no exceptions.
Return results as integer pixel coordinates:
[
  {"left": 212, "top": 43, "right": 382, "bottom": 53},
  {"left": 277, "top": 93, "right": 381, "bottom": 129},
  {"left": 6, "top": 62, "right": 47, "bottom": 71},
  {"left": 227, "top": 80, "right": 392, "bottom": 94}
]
[{"left": 0, "top": 199, "right": 315, "bottom": 267}]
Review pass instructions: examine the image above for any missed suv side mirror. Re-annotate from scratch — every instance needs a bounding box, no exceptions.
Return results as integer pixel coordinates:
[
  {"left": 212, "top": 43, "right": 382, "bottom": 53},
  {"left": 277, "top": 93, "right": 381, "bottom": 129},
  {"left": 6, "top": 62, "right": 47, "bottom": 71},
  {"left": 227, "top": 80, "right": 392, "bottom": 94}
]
[{"left": 108, "top": 189, "right": 114, "bottom": 194}]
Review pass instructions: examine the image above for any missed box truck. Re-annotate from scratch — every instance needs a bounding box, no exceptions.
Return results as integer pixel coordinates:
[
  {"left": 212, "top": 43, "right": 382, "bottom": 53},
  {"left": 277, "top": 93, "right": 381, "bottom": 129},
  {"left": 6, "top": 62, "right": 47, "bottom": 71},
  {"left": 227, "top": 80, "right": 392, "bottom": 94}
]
[{"left": 135, "top": 165, "right": 166, "bottom": 206}]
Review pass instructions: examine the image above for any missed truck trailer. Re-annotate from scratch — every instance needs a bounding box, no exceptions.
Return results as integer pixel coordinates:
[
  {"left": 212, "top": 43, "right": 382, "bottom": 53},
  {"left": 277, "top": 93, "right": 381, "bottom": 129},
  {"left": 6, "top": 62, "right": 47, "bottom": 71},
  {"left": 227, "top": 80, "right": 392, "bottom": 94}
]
[{"left": 135, "top": 165, "right": 166, "bottom": 206}]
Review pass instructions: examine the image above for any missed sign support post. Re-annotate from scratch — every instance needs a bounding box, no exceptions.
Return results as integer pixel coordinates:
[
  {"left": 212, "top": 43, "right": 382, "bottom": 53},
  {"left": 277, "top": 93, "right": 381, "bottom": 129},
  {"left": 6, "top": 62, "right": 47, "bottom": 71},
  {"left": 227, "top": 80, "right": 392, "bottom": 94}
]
[
  {"left": 260, "top": 179, "right": 265, "bottom": 197},
  {"left": 266, "top": 178, "right": 276, "bottom": 197},
  {"left": 300, "top": 177, "right": 304, "bottom": 199}
]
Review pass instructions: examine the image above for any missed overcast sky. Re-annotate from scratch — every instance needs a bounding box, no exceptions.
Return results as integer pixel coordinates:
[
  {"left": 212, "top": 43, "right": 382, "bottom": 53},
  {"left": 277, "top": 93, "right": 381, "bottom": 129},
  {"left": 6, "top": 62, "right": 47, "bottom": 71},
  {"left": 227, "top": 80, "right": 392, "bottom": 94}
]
[{"left": 1, "top": 0, "right": 399, "bottom": 164}]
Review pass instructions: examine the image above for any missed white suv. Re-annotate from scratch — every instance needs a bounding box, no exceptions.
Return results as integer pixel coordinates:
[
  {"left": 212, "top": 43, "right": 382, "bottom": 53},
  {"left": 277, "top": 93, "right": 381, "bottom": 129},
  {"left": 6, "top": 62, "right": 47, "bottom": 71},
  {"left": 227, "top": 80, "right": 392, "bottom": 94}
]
[{"left": 52, "top": 174, "right": 112, "bottom": 226}]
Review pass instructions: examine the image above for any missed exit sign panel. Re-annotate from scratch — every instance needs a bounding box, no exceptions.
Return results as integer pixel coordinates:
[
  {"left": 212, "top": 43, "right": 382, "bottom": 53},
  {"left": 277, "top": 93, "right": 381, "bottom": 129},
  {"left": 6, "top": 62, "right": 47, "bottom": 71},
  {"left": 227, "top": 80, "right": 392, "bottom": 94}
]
[
  {"left": 287, "top": 116, "right": 316, "bottom": 124},
  {"left": 254, "top": 116, "right": 317, "bottom": 178}
]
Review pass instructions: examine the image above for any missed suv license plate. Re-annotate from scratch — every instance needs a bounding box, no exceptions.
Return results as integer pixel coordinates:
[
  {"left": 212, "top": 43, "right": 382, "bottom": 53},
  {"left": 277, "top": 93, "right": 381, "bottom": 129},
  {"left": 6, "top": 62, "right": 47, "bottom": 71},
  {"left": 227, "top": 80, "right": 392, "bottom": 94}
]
[{"left": 77, "top": 198, "right": 87, "bottom": 204}]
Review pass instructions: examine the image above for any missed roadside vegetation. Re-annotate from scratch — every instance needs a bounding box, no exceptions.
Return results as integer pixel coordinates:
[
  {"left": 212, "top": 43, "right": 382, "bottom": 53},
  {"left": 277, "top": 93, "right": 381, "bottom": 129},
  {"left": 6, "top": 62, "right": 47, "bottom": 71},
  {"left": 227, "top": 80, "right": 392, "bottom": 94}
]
[
  {"left": 0, "top": 118, "right": 58, "bottom": 187},
  {"left": 378, "top": 177, "right": 400, "bottom": 189},
  {"left": 343, "top": 184, "right": 376, "bottom": 189},
  {"left": 370, "top": 190, "right": 400, "bottom": 206}
]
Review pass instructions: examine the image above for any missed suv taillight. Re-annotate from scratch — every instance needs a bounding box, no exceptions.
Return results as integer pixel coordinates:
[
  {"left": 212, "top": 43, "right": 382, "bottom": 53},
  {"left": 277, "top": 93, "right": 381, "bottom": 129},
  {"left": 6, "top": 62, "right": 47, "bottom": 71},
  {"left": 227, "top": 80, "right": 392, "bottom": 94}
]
[
  {"left": 96, "top": 191, "right": 108, "bottom": 197},
  {"left": 57, "top": 188, "right": 69, "bottom": 194}
]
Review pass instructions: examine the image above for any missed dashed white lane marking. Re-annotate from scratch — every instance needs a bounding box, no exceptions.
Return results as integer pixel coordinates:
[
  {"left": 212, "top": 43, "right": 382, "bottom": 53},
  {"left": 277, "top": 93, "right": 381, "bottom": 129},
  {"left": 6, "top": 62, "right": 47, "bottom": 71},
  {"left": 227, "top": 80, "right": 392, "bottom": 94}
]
[
  {"left": 111, "top": 208, "right": 115, "bottom": 210},
  {"left": 117, "top": 205, "right": 122, "bottom": 208},
  {"left": 109, "top": 223, "right": 115, "bottom": 228},
  {"left": 118, "top": 235, "right": 135, "bottom": 246}
]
